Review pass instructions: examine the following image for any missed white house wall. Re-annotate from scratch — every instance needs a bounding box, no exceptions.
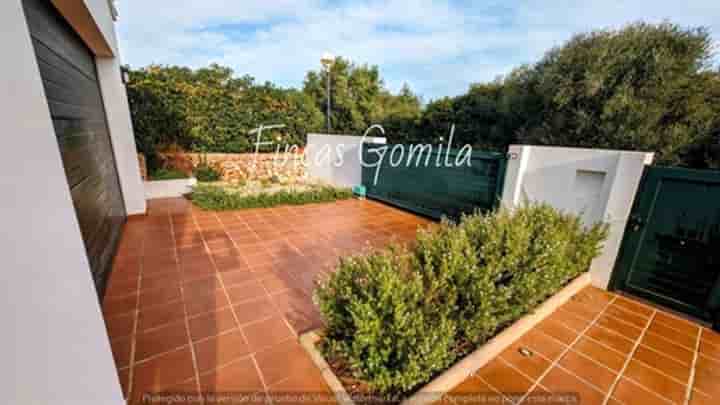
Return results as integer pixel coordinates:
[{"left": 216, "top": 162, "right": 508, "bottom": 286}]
[{"left": 0, "top": 1, "right": 125, "bottom": 403}]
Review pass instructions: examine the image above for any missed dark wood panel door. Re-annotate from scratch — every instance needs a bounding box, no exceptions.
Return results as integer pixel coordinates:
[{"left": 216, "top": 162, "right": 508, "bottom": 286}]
[{"left": 23, "top": 0, "right": 126, "bottom": 296}]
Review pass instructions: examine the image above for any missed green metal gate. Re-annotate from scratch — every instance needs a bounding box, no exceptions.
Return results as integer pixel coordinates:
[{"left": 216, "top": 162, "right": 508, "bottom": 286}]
[
  {"left": 611, "top": 166, "right": 720, "bottom": 325},
  {"left": 361, "top": 144, "right": 506, "bottom": 219}
]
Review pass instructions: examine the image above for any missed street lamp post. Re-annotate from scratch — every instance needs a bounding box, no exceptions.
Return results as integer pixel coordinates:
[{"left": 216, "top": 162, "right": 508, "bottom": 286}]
[{"left": 320, "top": 53, "right": 335, "bottom": 133}]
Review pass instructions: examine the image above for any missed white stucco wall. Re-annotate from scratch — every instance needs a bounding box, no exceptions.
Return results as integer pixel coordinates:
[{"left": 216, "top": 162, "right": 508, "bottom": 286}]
[
  {"left": 88, "top": 0, "right": 146, "bottom": 215},
  {"left": 145, "top": 178, "right": 198, "bottom": 199},
  {"left": 305, "top": 133, "right": 387, "bottom": 187},
  {"left": 0, "top": 1, "right": 125, "bottom": 404},
  {"left": 501, "top": 145, "right": 654, "bottom": 289}
]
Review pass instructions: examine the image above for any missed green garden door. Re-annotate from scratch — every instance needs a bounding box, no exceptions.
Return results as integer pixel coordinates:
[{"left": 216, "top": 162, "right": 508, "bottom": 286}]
[{"left": 611, "top": 167, "right": 720, "bottom": 326}]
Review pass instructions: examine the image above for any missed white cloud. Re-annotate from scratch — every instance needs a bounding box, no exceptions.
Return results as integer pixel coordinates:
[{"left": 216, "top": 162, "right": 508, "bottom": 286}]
[{"left": 117, "top": 0, "right": 720, "bottom": 99}]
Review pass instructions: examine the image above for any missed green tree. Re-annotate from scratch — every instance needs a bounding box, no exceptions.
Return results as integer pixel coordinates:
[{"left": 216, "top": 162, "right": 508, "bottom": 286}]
[
  {"left": 303, "top": 57, "right": 422, "bottom": 138},
  {"left": 516, "top": 22, "right": 720, "bottom": 166}
]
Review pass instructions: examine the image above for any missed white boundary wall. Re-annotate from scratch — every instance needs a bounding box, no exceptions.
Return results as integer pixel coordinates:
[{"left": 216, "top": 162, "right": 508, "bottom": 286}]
[
  {"left": 145, "top": 178, "right": 198, "bottom": 199},
  {"left": 501, "top": 145, "right": 654, "bottom": 289},
  {"left": 305, "top": 134, "right": 386, "bottom": 187}
]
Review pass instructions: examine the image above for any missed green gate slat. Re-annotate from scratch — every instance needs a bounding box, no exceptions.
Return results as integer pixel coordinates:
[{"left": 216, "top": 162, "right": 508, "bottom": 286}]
[
  {"left": 611, "top": 165, "right": 720, "bottom": 322},
  {"left": 361, "top": 143, "right": 506, "bottom": 219}
]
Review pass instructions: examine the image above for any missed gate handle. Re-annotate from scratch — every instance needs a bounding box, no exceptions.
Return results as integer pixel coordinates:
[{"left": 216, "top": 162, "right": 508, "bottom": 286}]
[{"left": 628, "top": 215, "right": 644, "bottom": 231}]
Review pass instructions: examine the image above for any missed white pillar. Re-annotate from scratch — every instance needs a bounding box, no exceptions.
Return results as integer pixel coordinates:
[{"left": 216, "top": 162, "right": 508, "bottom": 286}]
[{"left": 96, "top": 56, "right": 146, "bottom": 215}]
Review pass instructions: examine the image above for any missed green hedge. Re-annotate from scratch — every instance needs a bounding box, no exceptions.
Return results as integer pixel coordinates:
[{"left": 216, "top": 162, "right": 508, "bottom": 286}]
[
  {"left": 149, "top": 168, "right": 188, "bottom": 181},
  {"left": 126, "top": 64, "right": 324, "bottom": 171},
  {"left": 188, "top": 184, "right": 353, "bottom": 210},
  {"left": 315, "top": 203, "right": 608, "bottom": 395}
]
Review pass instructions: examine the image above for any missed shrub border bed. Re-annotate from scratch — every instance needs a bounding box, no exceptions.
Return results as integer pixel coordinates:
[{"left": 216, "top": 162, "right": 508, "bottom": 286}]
[
  {"left": 300, "top": 273, "right": 592, "bottom": 405},
  {"left": 187, "top": 184, "right": 354, "bottom": 210}
]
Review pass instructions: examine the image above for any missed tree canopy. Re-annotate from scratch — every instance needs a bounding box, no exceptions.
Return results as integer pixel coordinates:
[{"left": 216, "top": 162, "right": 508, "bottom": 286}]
[{"left": 127, "top": 22, "right": 720, "bottom": 170}]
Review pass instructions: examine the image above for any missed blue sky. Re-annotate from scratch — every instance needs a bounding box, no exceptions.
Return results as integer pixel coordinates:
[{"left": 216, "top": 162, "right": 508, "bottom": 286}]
[{"left": 116, "top": 0, "right": 720, "bottom": 100}]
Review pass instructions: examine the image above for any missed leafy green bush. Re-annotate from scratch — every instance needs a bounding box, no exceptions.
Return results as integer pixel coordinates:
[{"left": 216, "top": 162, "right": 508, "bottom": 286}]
[
  {"left": 193, "top": 164, "right": 221, "bottom": 182},
  {"left": 315, "top": 203, "right": 608, "bottom": 395},
  {"left": 150, "top": 168, "right": 189, "bottom": 181},
  {"left": 188, "top": 184, "right": 353, "bottom": 210}
]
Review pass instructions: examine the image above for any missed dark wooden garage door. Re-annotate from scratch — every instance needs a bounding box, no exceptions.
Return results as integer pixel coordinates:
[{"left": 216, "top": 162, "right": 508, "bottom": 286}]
[{"left": 23, "top": 0, "right": 126, "bottom": 295}]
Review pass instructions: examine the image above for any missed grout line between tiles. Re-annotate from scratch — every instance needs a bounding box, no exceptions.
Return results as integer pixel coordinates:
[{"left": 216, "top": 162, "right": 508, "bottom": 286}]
[
  {"left": 179, "top": 211, "right": 204, "bottom": 396},
  {"left": 683, "top": 327, "right": 703, "bottom": 405},
  {"left": 602, "top": 309, "right": 657, "bottom": 405}
]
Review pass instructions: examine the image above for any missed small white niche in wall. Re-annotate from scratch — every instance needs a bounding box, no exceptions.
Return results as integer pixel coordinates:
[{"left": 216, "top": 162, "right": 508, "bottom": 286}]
[{"left": 573, "top": 169, "right": 606, "bottom": 224}]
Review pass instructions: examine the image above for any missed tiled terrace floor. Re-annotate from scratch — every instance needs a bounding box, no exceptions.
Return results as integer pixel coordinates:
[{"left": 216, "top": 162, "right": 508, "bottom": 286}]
[
  {"left": 102, "top": 197, "right": 431, "bottom": 404},
  {"left": 447, "top": 286, "right": 720, "bottom": 405}
]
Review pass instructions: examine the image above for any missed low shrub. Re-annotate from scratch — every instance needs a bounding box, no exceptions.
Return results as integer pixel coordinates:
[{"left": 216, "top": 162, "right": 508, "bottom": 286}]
[
  {"left": 150, "top": 168, "right": 189, "bottom": 181},
  {"left": 194, "top": 164, "right": 221, "bottom": 182},
  {"left": 188, "top": 184, "right": 353, "bottom": 210},
  {"left": 192, "top": 153, "right": 222, "bottom": 182},
  {"left": 315, "top": 203, "right": 608, "bottom": 396}
]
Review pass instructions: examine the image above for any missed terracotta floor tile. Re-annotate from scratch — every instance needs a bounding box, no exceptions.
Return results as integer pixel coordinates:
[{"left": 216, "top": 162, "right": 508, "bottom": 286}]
[
  {"left": 572, "top": 337, "right": 627, "bottom": 372},
  {"left": 611, "top": 377, "right": 671, "bottom": 405},
  {"left": 132, "top": 347, "right": 195, "bottom": 402},
  {"left": 220, "top": 269, "right": 258, "bottom": 287},
  {"left": 254, "top": 340, "right": 318, "bottom": 386},
  {"left": 139, "top": 286, "right": 182, "bottom": 309},
  {"left": 234, "top": 296, "right": 278, "bottom": 325},
  {"left": 653, "top": 312, "right": 701, "bottom": 338},
  {"left": 110, "top": 336, "right": 132, "bottom": 369},
  {"left": 193, "top": 329, "right": 251, "bottom": 373},
  {"left": 537, "top": 318, "right": 579, "bottom": 346},
  {"left": 539, "top": 366, "right": 605, "bottom": 405},
  {"left": 558, "top": 350, "right": 616, "bottom": 392},
  {"left": 241, "top": 316, "right": 295, "bottom": 352},
  {"left": 699, "top": 339, "right": 720, "bottom": 361},
  {"left": 585, "top": 325, "right": 635, "bottom": 355},
  {"left": 135, "top": 321, "right": 189, "bottom": 362},
  {"left": 138, "top": 300, "right": 186, "bottom": 332},
  {"left": 574, "top": 287, "right": 615, "bottom": 307},
  {"left": 613, "top": 296, "right": 654, "bottom": 317},
  {"left": 595, "top": 314, "right": 643, "bottom": 341},
  {"left": 648, "top": 320, "right": 698, "bottom": 350},
  {"left": 213, "top": 255, "right": 249, "bottom": 273},
  {"left": 499, "top": 339, "right": 553, "bottom": 380},
  {"left": 449, "top": 376, "right": 496, "bottom": 394},
  {"left": 474, "top": 358, "right": 535, "bottom": 395},
  {"left": 184, "top": 289, "right": 230, "bottom": 317},
  {"left": 603, "top": 305, "right": 648, "bottom": 329},
  {"left": 182, "top": 275, "right": 223, "bottom": 297},
  {"left": 689, "top": 390, "right": 715, "bottom": 405},
  {"left": 188, "top": 308, "right": 238, "bottom": 342},
  {"left": 694, "top": 355, "right": 720, "bottom": 396},
  {"left": 518, "top": 329, "right": 568, "bottom": 361},
  {"left": 227, "top": 280, "right": 268, "bottom": 304},
  {"left": 561, "top": 298, "right": 606, "bottom": 321},
  {"left": 267, "top": 371, "right": 331, "bottom": 402},
  {"left": 641, "top": 333, "right": 695, "bottom": 365},
  {"left": 105, "top": 311, "right": 136, "bottom": 340},
  {"left": 141, "top": 272, "right": 181, "bottom": 292},
  {"left": 260, "top": 274, "right": 292, "bottom": 294},
  {"left": 547, "top": 308, "right": 592, "bottom": 333},
  {"left": 702, "top": 328, "right": 720, "bottom": 347},
  {"left": 199, "top": 356, "right": 264, "bottom": 393},
  {"left": 623, "top": 359, "right": 686, "bottom": 403},
  {"left": 105, "top": 277, "right": 139, "bottom": 298},
  {"left": 632, "top": 345, "right": 690, "bottom": 384},
  {"left": 103, "top": 293, "right": 138, "bottom": 317}
]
